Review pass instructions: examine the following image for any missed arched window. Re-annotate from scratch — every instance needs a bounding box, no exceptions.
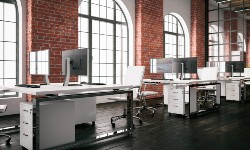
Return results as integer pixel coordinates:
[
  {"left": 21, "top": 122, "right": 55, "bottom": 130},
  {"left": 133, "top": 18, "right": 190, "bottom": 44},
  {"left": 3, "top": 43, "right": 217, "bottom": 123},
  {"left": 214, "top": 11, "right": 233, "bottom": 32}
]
[
  {"left": 78, "top": 0, "right": 129, "bottom": 84},
  {"left": 0, "top": 0, "right": 18, "bottom": 97},
  {"left": 164, "top": 14, "right": 185, "bottom": 58}
]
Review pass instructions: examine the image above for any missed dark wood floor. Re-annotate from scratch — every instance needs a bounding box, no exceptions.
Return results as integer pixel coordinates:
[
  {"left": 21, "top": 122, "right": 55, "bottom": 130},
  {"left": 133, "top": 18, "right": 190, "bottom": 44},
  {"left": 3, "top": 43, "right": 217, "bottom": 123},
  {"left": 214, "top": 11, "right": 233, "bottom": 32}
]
[{"left": 1, "top": 98, "right": 250, "bottom": 150}]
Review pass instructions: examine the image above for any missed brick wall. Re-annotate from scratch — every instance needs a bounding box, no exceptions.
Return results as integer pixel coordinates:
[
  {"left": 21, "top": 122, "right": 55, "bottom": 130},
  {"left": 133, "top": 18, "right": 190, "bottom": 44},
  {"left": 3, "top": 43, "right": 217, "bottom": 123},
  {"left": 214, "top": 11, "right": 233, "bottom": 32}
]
[
  {"left": 26, "top": 0, "right": 78, "bottom": 85},
  {"left": 191, "top": 0, "right": 206, "bottom": 67},
  {"left": 247, "top": 20, "right": 250, "bottom": 67},
  {"left": 135, "top": 0, "right": 164, "bottom": 97}
]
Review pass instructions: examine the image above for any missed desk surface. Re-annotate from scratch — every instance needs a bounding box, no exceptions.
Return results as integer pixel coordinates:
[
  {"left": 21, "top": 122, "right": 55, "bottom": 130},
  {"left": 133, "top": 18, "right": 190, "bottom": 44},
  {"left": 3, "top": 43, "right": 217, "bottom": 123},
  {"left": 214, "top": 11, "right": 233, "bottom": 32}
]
[
  {"left": 0, "top": 84, "right": 133, "bottom": 95},
  {"left": 143, "top": 79, "right": 217, "bottom": 84}
]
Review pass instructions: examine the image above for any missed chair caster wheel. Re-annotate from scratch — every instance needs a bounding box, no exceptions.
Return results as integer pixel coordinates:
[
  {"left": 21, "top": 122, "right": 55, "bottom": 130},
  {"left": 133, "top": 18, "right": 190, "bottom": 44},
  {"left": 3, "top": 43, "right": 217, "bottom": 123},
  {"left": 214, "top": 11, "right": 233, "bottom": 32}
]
[
  {"left": 92, "top": 121, "right": 95, "bottom": 126},
  {"left": 152, "top": 113, "right": 155, "bottom": 117},
  {"left": 169, "top": 113, "right": 171, "bottom": 116},
  {"left": 136, "top": 113, "right": 140, "bottom": 117},
  {"left": 139, "top": 120, "right": 142, "bottom": 125},
  {"left": 133, "top": 124, "right": 135, "bottom": 128},
  {"left": 112, "top": 123, "right": 115, "bottom": 128},
  {"left": 128, "top": 132, "right": 133, "bottom": 136}
]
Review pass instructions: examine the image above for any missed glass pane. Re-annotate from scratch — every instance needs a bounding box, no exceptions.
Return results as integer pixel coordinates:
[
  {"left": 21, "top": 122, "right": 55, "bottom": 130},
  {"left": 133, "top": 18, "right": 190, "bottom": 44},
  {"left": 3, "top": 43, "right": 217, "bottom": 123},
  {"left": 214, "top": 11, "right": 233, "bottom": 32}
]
[
  {"left": 0, "top": 21, "right": 3, "bottom": 41},
  {"left": 106, "top": 77, "right": 113, "bottom": 84},
  {"left": 123, "top": 52, "right": 127, "bottom": 64},
  {"left": 92, "top": 49, "right": 99, "bottom": 63},
  {"left": 92, "top": 0, "right": 99, "bottom": 5},
  {"left": 116, "top": 9, "right": 121, "bottom": 22},
  {"left": 92, "top": 34, "right": 99, "bottom": 49},
  {"left": 80, "top": 18, "right": 88, "bottom": 32},
  {"left": 107, "top": 64, "right": 113, "bottom": 76},
  {"left": 92, "top": 20, "right": 99, "bottom": 34},
  {"left": 121, "top": 14, "right": 126, "bottom": 23},
  {"left": 100, "top": 6, "right": 107, "bottom": 19},
  {"left": 100, "top": 22, "right": 107, "bottom": 35},
  {"left": 92, "top": 64, "right": 99, "bottom": 76},
  {"left": 100, "top": 50, "right": 107, "bottom": 63},
  {"left": 4, "top": 22, "right": 16, "bottom": 42},
  {"left": 100, "top": 35, "right": 107, "bottom": 49},
  {"left": 80, "top": 32, "right": 88, "bottom": 48},
  {"left": 100, "top": 77, "right": 106, "bottom": 84},
  {"left": 100, "top": 64, "right": 107, "bottom": 76},
  {"left": 106, "top": 50, "right": 113, "bottom": 63},
  {"left": 0, "top": 79, "right": 3, "bottom": 85},
  {"left": 107, "top": 23, "right": 113, "bottom": 35},
  {"left": 91, "top": 4, "right": 99, "bottom": 17},
  {"left": 122, "top": 38, "right": 127, "bottom": 51},
  {"left": 92, "top": 77, "right": 99, "bottom": 83},
  {"left": 4, "top": 42, "right": 16, "bottom": 60},
  {"left": 0, "top": 61, "right": 3, "bottom": 78},
  {"left": 0, "top": 3, "right": 3, "bottom": 20},
  {"left": 116, "top": 51, "right": 121, "bottom": 63},
  {"left": 4, "top": 3, "right": 16, "bottom": 22},
  {"left": 4, "top": 61, "right": 16, "bottom": 78},
  {"left": 106, "top": 36, "right": 113, "bottom": 50},
  {"left": 116, "top": 64, "right": 121, "bottom": 76},
  {"left": 0, "top": 42, "right": 3, "bottom": 60},
  {"left": 79, "top": 1, "right": 88, "bottom": 15},
  {"left": 107, "top": 0, "right": 114, "bottom": 8},
  {"left": 100, "top": 0, "right": 106, "bottom": 6},
  {"left": 122, "top": 25, "right": 127, "bottom": 37},
  {"left": 116, "top": 37, "right": 121, "bottom": 50},
  {"left": 107, "top": 8, "right": 114, "bottom": 20},
  {"left": 116, "top": 24, "right": 121, "bottom": 37},
  {"left": 4, "top": 79, "right": 16, "bottom": 85},
  {"left": 30, "top": 61, "right": 36, "bottom": 74}
]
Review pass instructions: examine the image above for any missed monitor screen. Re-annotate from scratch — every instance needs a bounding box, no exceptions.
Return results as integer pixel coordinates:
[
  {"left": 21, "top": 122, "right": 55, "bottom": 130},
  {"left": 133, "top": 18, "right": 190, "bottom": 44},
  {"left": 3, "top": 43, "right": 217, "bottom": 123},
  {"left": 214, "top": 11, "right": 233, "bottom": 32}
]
[
  {"left": 62, "top": 48, "right": 88, "bottom": 76},
  {"left": 29, "top": 49, "right": 50, "bottom": 75},
  {"left": 150, "top": 58, "right": 173, "bottom": 73},
  {"left": 225, "top": 61, "right": 245, "bottom": 73},
  {"left": 172, "top": 57, "right": 197, "bottom": 74}
]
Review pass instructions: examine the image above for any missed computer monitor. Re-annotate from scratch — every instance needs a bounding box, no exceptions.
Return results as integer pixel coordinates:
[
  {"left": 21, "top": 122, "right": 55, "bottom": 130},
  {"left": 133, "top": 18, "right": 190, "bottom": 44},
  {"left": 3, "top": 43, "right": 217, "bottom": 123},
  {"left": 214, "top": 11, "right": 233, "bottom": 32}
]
[
  {"left": 225, "top": 61, "right": 245, "bottom": 77},
  {"left": 172, "top": 57, "right": 197, "bottom": 79},
  {"left": 150, "top": 58, "right": 173, "bottom": 73},
  {"left": 62, "top": 48, "right": 88, "bottom": 86},
  {"left": 29, "top": 49, "right": 50, "bottom": 84}
]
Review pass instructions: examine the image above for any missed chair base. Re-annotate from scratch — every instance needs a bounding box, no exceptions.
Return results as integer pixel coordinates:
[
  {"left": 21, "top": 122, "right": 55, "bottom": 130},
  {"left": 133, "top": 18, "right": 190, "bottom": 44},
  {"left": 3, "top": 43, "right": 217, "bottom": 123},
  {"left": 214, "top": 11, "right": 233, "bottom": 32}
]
[
  {"left": 110, "top": 108, "right": 142, "bottom": 128},
  {"left": 135, "top": 105, "right": 156, "bottom": 117},
  {"left": 0, "top": 134, "right": 11, "bottom": 144}
]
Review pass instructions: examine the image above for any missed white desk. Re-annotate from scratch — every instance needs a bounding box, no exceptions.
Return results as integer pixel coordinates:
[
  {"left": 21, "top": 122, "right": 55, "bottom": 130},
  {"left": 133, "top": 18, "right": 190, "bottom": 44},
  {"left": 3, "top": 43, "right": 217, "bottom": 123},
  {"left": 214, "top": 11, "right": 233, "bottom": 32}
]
[
  {"left": 144, "top": 79, "right": 220, "bottom": 116},
  {"left": 0, "top": 84, "right": 133, "bottom": 150}
]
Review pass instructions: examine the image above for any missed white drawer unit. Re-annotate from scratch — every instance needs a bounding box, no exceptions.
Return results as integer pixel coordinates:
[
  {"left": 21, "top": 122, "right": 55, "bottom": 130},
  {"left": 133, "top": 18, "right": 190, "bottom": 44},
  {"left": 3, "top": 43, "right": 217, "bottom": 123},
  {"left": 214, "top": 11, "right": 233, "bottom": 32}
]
[
  {"left": 226, "top": 82, "right": 241, "bottom": 101},
  {"left": 20, "top": 100, "right": 75, "bottom": 150},
  {"left": 168, "top": 87, "right": 185, "bottom": 115},
  {"left": 20, "top": 102, "right": 33, "bottom": 150}
]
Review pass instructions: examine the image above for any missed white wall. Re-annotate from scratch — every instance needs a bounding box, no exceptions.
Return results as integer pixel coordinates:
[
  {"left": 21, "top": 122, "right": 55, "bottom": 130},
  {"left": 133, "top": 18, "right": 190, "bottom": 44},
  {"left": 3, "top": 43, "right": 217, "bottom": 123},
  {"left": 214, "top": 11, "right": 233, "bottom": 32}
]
[
  {"left": 0, "top": 0, "right": 26, "bottom": 116},
  {"left": 163, "top": 0, "right": 191, "bottom": 57}
]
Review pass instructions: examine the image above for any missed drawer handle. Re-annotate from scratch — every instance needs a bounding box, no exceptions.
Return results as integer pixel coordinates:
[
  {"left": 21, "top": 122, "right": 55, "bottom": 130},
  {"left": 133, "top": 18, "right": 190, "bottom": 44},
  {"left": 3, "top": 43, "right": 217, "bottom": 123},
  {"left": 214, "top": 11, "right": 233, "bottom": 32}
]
[
  {"left": 23, "top": 133, "right": 28, "bottom": 137},
  {"left": 173, "top": 105, "right": 178, "bottom": 107},
  {"left": 23, "top": 110, "right": 28, "bottom": 112},
  {"left": 173, "top": 99, "right": 178, "bottom": 100},
  {"left": 23, "top": 121, "right": 28, "bottom": 125}
]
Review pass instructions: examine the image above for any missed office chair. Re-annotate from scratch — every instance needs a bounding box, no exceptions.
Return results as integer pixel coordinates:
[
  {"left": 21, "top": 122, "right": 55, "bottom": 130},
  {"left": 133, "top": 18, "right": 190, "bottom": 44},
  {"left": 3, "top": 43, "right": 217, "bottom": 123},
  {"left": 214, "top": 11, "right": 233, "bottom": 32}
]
[
  {"left": 0, "top": 104, "right": 11, "bottom": 144},
  {"left": 134, "top": 83, "right": 158, "bottom": 117},
  {"left": 108, "top": 66, "right": 145, "bottom": 127}
]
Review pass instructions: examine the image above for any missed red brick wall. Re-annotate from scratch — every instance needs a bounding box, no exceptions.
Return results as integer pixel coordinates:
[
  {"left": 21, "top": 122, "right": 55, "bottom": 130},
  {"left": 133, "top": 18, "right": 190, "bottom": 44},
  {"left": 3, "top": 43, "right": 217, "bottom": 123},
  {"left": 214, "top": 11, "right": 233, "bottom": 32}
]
[
  {"left": 191, "top": 0, "right": 206, "bottom": 67},
  {"left": 135, "top": 0, "right": 164, "bottom": 97},
  {"left": 246, "top": 20, "right": 250, "bottom": 67},
  {"left": 26, "top": 0, "right": 78, "bottom": 85}
]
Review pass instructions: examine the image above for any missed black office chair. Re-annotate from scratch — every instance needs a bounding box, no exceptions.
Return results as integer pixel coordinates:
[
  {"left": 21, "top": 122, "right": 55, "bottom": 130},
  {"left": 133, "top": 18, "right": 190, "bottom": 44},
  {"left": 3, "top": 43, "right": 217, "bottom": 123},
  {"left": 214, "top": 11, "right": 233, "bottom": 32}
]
[{"left": 0, "top": 104, "right": 11, "bottom": 144}]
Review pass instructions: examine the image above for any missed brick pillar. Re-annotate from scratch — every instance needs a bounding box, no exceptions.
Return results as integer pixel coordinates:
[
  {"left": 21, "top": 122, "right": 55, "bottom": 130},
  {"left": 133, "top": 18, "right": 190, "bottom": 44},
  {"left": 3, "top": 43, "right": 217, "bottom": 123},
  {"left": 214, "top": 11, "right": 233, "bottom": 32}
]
[
  {"left": 135, "top": 0, "right": 164, "bottom": 97},
  {"left": 246, "top": 20, "right": 250, "bottom": 67},
  {"left": 26, "top": 0, "right": 78, "bottom": 85},
  {"left": 224, "top": 11, "right": 238, "bottom": 61},
  {"left": 191, "top": 0, "right": 206, "bottom": 67}
]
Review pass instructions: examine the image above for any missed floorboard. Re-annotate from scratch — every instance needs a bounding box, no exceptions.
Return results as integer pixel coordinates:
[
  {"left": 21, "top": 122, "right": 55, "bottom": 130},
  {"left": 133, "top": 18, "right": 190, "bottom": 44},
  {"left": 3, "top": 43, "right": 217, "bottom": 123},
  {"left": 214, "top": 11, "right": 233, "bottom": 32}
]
[{"left": 1, "top": 98, "right": 250, "bottom": 150}]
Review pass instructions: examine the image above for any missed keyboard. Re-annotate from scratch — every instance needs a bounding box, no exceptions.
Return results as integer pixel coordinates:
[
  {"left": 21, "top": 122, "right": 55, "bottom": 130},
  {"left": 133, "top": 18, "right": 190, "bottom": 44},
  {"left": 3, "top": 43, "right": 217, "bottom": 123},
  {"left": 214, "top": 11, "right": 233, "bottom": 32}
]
[{"left": 15, "top": 84, "right": 40, "bottom": 88}]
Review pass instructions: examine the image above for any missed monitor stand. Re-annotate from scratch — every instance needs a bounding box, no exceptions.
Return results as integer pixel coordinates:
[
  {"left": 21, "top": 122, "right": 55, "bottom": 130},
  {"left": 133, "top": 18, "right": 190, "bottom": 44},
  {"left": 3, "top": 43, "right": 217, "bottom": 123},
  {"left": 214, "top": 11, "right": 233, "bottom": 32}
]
[
  {"left": 179, "top": 63, "right": 184, "bottom": 80},
  {"left": 44, "top": 75, "right": 50, "bottom": 85},
  {"left": 231, "top": 65, "right": 234, "bottom": 77},
  {"left": 63, "top": 58, "right": 71, "bottom": 86}
]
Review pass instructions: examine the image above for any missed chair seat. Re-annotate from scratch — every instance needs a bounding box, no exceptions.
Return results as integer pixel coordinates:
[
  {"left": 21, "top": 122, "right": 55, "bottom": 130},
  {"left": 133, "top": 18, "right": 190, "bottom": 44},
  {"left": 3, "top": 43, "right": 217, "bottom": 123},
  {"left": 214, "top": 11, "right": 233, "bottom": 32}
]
[
  {"left": 141, "top": 91, "right": 158, "bottom": 96},
  {"left": 0, "top": 104, "right": 7, "bottom": 113}
]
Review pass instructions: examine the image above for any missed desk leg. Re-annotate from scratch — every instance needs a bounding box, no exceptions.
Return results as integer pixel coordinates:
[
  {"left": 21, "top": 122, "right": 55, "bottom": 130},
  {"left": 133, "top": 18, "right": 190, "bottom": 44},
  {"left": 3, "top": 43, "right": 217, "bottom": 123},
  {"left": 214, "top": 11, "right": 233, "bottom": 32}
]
[
  {"left": 36, "top": 100, "right": 40, "bottom": 150},
  {"left": 127, "top": 91, "right": 133, "bottom": 131}
]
